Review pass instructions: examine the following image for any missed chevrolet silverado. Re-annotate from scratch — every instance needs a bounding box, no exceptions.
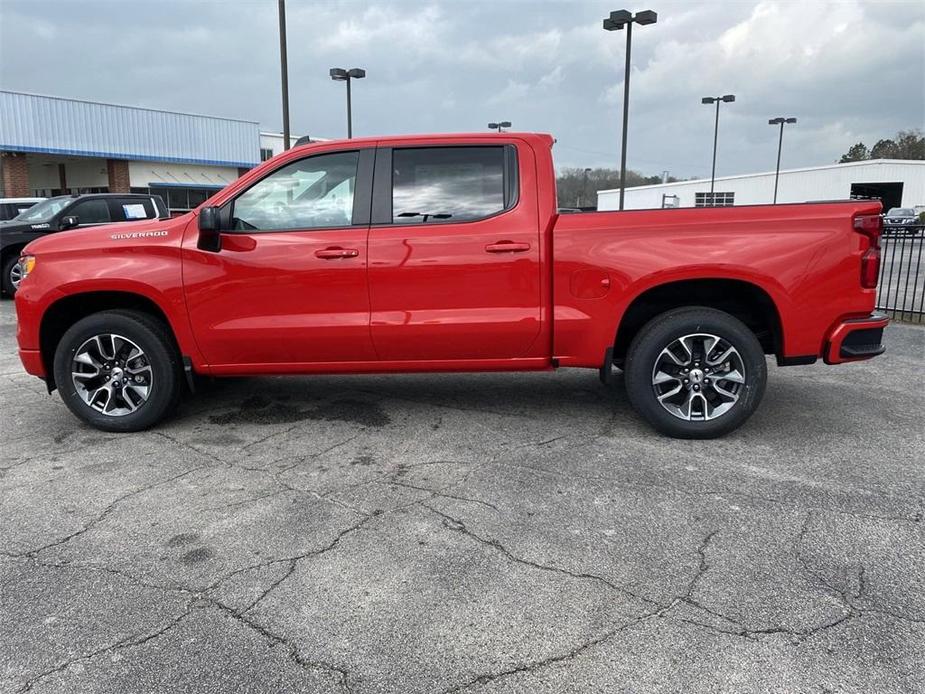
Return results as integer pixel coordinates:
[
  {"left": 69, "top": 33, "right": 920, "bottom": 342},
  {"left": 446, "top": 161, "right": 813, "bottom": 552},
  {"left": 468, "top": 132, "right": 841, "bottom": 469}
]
[{"left": 14, "top": 133, "right": 888, "bottom": 437}]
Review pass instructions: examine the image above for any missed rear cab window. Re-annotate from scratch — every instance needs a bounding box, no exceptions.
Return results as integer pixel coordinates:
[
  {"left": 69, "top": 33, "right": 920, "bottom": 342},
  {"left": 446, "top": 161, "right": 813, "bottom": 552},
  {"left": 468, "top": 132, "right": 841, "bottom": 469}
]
[{"left": 390, "top": 146, "right": 518, "bottom": 224}]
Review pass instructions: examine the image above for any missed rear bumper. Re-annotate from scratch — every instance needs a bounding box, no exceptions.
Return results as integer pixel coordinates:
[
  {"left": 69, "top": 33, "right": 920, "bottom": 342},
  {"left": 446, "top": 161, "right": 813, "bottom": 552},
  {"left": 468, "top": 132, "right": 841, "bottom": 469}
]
[{"left": 824, "top": 313, "right": 889, "bottom": 365}]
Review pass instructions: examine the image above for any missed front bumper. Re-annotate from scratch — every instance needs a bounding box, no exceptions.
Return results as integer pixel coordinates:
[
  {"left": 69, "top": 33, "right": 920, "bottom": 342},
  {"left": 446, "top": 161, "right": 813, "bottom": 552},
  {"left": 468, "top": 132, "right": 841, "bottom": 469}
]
[
  {"left": 18, "top": 348, "right": 45, "bottom": 377},
  {"left": 884, "top": 222, "right": 920, "bottom": 232},
  {"left": 824, "top": 313, "right": 889, "bottom": 365}
]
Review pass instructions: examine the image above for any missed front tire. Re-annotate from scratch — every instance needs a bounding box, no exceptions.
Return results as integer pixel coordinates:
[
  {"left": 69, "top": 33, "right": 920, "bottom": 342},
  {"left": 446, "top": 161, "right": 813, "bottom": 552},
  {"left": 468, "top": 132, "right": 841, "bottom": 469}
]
[
  {"left": 2, "top": 255, "right": 21, "bottom": 297},
  {"left": 624, "top": 307, "right": 767, "bottom": 439},
  {"left": 53, "top": 310, "right": 182, "bottom": 432}
]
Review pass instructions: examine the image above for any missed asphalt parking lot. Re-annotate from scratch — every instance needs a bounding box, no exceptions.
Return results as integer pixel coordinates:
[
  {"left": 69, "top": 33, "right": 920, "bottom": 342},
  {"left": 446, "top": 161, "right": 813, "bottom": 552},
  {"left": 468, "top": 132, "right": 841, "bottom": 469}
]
[{"left": 1, "top": 298, "right": 923, "bottom": 694}]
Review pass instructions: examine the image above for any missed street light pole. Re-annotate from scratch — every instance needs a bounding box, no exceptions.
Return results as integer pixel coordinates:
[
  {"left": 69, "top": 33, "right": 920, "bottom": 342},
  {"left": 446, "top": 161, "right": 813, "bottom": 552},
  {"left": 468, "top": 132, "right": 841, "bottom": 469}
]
[
  {"left": 330, "top": 68, "right": 366, "bottom": 139},
  {"left": 346, "top": 77, "right": 353, "bottom": 139},
  {"left": 618, "top": 19, "right": 632, "bottom": 211},
  {"left": 277, "top": 0, "right": 290, "bottom": 150},
  {"left": 603, "top": 9, "right": 657, "bottom": 211},
  {"left": 769, "top": 117, "right": 797, "bottom": 204},
  {"left": 701, "top": 94, "right": 735, "bottom": 201}
]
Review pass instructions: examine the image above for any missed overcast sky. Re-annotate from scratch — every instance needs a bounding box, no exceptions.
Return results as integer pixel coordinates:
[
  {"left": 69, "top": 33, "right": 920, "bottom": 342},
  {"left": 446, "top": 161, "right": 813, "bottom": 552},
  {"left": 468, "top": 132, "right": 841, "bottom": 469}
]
[{"left": 1, "top": 0, "right": 922, "bottom": 178}]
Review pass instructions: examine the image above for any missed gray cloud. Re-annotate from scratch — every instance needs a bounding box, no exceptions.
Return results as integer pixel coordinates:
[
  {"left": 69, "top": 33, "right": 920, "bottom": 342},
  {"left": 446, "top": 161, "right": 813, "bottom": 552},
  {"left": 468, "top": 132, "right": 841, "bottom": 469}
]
[{"left": 1, "top": 0, "right": 922, "bottom": 178}]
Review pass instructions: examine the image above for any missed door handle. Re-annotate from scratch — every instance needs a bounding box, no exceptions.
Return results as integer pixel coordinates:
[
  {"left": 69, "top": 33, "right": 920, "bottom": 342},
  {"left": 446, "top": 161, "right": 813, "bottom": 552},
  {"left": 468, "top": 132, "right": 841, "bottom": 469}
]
[
  {"left": 315, "top": 247, "right": 359, "bottom": 259},
  {"left": 485, "top": 241, "right": 531, "bottom": 253}
]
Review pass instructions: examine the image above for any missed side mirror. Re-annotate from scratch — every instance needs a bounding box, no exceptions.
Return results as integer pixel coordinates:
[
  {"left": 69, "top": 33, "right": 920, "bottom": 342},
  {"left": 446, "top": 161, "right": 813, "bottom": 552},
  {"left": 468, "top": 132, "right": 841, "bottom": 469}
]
[
  {"left": 197, "top": 206, "right": 222, "bottom": 252},
  {"left": 60, "top": 215, "right": 79, "bottom": 230}
]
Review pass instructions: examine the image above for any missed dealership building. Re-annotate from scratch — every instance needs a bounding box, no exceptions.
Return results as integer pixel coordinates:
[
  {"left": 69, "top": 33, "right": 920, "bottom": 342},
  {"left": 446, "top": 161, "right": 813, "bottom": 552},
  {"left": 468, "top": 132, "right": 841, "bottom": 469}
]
[
  {"left": 598, "top": 159, "right": 925, "bottom": 212},
  {"left": 0, "top": 91, "right": 305, "bottom": 215}
]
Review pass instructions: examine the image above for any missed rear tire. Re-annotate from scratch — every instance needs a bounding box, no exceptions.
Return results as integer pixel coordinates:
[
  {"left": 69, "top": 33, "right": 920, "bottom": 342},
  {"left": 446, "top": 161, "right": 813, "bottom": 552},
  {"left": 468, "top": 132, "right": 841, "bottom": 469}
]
[
  {"left": 624, "top": 307, "right": 767, "bottom": 439},
  {"left": 53, "top": 310, "right": 182, "bottom": 432}
]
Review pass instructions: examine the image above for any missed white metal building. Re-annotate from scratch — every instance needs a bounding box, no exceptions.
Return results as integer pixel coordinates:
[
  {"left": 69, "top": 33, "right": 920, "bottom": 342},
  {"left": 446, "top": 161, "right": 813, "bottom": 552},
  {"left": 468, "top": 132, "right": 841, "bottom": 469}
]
[{"left": 597, "top": 159, "right": 925, "bottom": 212}]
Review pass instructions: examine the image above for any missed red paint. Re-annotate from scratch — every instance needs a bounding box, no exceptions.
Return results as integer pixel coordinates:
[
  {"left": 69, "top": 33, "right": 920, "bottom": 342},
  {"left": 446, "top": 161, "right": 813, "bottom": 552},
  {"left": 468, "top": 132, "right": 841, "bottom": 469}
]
[{"left": 14, "top": 133, "right": 886, "bottom": 382}]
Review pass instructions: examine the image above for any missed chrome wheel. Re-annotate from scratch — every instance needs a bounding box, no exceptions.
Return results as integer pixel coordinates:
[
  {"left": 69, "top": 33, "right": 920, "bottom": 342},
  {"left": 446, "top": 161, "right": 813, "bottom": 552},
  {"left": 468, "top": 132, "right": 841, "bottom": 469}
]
[
  {"left": 71, "top": 334, "right": 153, "bottom": 416},
  {"left": 651, "top": 333, "right": 746, "bottom": 421},
  {"left": 9, "top": 261, "right": 23, "bottom": 290}
]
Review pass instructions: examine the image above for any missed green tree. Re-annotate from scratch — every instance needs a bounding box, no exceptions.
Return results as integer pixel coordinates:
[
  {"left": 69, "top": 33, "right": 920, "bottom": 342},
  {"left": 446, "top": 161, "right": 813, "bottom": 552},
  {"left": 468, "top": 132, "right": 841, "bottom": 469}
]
[
  {"left": 870, "top": 138, "right": 897, "bottom": 159},
  {"left": 892, "top": 129, "right": 925, "bottom": 159},
  {"left": 838, "top": 129, "right": 924, "bottom": 162},
  {"left": 839, "top": 142, "right": 870, "bottom": 163}
]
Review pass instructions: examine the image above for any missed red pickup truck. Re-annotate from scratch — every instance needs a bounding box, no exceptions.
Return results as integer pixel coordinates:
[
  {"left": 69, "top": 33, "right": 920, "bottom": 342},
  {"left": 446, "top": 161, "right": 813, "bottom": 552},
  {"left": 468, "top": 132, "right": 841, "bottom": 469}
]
[{"left": 13, "top": 133, "right": 887, "bottom": 438}]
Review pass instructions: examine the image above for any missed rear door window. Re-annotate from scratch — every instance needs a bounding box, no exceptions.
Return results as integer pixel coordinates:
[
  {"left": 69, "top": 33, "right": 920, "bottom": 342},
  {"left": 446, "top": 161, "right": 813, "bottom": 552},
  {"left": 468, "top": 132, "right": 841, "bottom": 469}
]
[{"left": 391, "top": 146, "right": 515, "bottom": 224}]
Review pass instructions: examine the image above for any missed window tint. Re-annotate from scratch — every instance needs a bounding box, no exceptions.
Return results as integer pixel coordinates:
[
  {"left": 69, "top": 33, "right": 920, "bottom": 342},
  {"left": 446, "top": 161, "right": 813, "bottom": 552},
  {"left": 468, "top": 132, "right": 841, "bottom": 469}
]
[
  {"left": 69, "top": 199, "right": 111, "bottom": 225},
  {"left": 232, "top": 151, "right": 359, "bottom": 231},
  {"left": 392, "top": 147, "right": 509, "bottom": 224}
]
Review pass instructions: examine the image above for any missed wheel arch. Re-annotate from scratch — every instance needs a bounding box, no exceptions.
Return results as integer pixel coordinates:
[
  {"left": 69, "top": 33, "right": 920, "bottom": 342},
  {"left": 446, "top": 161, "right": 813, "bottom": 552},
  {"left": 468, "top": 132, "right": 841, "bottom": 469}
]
[
  {"left": 612, "top": 278, "right": 783, "bottom": 365},
  {"left": 39, "top": 291, "right": 186, "bottom": 390}
]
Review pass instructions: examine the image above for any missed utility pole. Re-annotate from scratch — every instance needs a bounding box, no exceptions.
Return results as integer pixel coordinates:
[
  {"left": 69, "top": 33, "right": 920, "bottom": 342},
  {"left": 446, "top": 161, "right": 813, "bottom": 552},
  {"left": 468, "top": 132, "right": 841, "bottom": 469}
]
[{"left": 278, "top": 0, "right": 291, "bottom": 150}]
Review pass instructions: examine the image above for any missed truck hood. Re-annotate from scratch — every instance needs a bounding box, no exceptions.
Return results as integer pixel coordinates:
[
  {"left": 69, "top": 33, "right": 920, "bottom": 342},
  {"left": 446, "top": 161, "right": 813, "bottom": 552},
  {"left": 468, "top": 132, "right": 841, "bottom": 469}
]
[{"left": 23, "top": 216, "right": 185, "bottom": 256}]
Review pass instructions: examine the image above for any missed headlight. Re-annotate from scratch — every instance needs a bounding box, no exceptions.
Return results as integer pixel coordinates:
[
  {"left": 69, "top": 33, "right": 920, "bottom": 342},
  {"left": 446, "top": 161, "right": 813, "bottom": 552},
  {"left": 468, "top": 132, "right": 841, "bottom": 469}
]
[{"left": 18, "top": 254, "right": 36, "bottom": 282}]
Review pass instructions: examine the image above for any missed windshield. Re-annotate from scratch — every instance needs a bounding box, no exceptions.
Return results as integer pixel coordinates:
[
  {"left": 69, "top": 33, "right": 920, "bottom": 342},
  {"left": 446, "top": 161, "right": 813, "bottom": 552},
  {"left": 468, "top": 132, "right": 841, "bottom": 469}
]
[
  {"left": 13, "top": 197, "right": 72, "bottom": 223},
  {"left": 887, "top": 208, "right": 915, "bottom": 216}
]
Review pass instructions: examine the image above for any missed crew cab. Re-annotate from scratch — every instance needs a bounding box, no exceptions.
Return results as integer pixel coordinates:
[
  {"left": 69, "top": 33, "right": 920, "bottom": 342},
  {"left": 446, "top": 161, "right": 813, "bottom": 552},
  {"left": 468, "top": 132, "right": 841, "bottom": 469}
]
[
  {"left": 13, "top": 133, "right": 888, "bottom": 438},
  {"left": 1, "top": 193, "right": 168, "bottom": 296}
]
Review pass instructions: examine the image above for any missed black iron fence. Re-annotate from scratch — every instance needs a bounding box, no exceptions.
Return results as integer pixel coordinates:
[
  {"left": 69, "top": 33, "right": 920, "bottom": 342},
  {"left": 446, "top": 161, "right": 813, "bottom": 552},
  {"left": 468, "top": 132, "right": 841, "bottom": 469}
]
[{"left": 877, "top": 234, "right": 924, "bottom": 324}]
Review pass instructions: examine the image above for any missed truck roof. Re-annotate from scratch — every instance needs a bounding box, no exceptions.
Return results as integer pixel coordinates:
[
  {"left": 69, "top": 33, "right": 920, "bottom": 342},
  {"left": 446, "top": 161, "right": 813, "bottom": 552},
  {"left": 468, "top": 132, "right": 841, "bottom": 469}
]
[{"left": 292, "top": 132, "right": 555, "bottom": 149}]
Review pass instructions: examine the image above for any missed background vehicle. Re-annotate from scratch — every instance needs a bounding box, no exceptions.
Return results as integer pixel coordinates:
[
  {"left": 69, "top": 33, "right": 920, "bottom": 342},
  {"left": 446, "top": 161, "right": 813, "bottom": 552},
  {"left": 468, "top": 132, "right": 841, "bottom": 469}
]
[
  {"left": 14, "top": 134, "right": 887, "bottom": 438},
  {"left": 0, "top": 197, "right": 45, "bottom": 221},
  {"left": 883, "top": 207, "right": 922, "bottom": 236},
  {"left": 1, "top": 193, "right": 168, "bottom": 296}
]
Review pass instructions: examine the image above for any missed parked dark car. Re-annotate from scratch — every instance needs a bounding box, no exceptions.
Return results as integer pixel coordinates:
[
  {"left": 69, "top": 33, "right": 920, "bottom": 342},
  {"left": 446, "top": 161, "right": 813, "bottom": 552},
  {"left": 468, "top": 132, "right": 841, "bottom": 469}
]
[
  {"left": 883, "top": 207, "right": 922, "bottom": 236},
  {"left": 1, "top": 193, "right": 168, "bottom": 296},
  {"left": 0, "top": 197, "right": 45, "bottom": 221}
]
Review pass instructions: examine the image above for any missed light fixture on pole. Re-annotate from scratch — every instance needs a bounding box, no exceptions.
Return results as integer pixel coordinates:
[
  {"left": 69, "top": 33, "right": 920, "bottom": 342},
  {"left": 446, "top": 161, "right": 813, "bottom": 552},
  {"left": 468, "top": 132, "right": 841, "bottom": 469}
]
[
  {"left": 701, "top": 94, "right": 736, "bottom": 203},
  {"left": 330, "top": 68, "right": 366, "bottom": 139},
  {"left": 603, "top": 8, "right": 657, "bottom": 211},
  {"left": 488, "top": 121, "right": 512, "bottom": 132},
  {"left": 768, "top": 117, "right": 797, "bottom": 204}
]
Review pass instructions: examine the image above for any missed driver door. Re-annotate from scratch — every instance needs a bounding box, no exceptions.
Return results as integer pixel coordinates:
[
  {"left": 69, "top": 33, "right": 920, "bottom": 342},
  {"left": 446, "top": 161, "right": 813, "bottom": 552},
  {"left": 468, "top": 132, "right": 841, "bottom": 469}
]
[{"left": 183, "top": 148, "right": 376, "bottom": 368}]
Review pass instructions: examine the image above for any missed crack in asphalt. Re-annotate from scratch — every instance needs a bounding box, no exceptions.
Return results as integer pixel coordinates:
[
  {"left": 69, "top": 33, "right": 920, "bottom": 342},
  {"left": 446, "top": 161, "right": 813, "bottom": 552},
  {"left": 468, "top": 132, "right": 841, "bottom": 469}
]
[
  {"left": 15, "top": 601, "right": 197, "bottom": 693},
  {"left": 207, "top": 599, "right": 354, "bottom": 694},
  {"left": 440, "top": 605, "right": 666, "bottom": 694},
  {"left": 423, "top": 503, "right": 658, "bottom": 607},
  {"left": 8, "top": 463, "right": 216, "bottom": 560}
]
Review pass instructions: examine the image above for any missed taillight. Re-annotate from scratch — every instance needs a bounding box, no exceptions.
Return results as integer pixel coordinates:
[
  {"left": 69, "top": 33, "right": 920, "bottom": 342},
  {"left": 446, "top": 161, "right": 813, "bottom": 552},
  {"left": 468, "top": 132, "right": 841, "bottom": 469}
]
[
  {"left": 860, "top": 247, "right": 880, "bottom": 288},
  {"left": 853, "top": 213, "right": 882, "bottom": 289}
]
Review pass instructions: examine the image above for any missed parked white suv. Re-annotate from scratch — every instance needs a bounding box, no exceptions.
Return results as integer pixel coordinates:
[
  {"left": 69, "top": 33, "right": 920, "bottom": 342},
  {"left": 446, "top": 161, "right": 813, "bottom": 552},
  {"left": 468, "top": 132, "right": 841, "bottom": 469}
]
[{"left": 0, "top": 197, "right": 45, "bottom": 222}]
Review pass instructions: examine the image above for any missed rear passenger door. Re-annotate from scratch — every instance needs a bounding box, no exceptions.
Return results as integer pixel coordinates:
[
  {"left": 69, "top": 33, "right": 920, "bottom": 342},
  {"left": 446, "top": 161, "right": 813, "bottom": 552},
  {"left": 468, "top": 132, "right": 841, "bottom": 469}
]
[{"left": 367, "top": 142, "right": 542, "bottom": 361}]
